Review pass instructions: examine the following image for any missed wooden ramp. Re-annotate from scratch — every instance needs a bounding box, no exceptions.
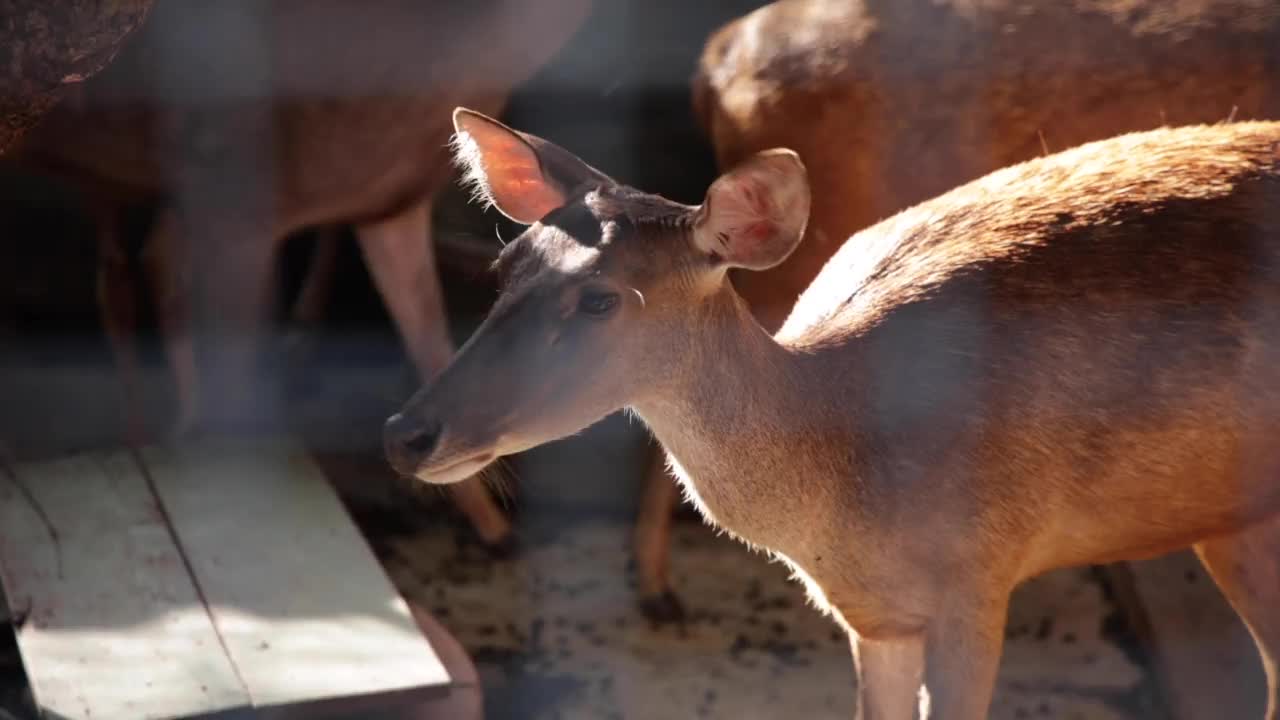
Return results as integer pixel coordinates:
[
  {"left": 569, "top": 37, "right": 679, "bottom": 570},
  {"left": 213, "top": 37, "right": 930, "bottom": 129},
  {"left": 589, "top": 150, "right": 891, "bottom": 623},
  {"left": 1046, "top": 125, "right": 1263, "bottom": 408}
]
[{"left": 0, "top": 438, "right": 474, "bottom": 720}]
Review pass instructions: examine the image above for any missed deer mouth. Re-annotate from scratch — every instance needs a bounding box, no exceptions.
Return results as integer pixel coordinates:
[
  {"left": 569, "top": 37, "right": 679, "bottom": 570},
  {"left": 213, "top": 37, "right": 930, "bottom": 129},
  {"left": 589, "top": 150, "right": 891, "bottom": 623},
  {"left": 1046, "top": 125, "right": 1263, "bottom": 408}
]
[{"left": 416, "top": 450, "right": 497, "bottom": 485}]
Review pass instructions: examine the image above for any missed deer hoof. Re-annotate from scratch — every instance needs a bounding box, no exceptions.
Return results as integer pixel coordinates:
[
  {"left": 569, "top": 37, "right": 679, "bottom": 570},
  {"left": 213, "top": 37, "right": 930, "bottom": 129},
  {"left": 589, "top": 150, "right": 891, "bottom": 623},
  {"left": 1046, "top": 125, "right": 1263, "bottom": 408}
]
[
  {"left": 278, "top": 326, "right": 321, "bottom": 369},
  {"left": 483, "top": 531, "right": 521, "bottom": 560},
  {"left": 639, "top": 589, "right": 686, "bottom": 624}
]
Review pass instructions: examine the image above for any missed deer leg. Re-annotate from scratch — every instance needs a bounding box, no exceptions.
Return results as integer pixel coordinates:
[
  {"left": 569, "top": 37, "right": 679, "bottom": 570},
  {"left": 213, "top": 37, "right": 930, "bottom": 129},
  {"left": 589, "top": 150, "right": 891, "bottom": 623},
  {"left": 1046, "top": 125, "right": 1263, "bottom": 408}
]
[
  {"left": 158, "top": 106, "right": 281, "bottom": 435},
  {"left": 355, "top": 197, "right": 513, "bottom": 550},
  {"left": 1194, "top": 516, "right": 1280, "bottom": 720},
  {"left": 634, "top": 439, "right": 684, "bottom": 622},
  {"left": 356, "top": 199, "right": 453, "bottom": 374},
  {"left": 179, "top": 214, "right": 280, "bottom": 434},
  {"left": 850, "top": 632, "right": 926, "bottom": 720},
  {"left": 139, "top": 207, "right": 201, "bottom": 437},
  {"left": 290, "top": 227, "right": 342, "bottom": 331},
  {"left": 918, "top": 595, "right": 1008, "bottom": 719},
  {"left": 281, "top": 225, "right": 342, "bottom": 368},
  {"left": 93, "top": 204, "right": 146, "bottom": 445}
]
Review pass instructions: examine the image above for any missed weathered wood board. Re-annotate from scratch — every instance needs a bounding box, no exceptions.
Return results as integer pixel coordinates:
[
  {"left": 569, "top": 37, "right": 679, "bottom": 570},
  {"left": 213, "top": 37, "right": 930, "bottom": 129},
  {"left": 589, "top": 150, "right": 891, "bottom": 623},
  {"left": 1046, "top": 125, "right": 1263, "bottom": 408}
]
[
  {"left": 0, "top": 438, "right": 461, "bottom": 719},
  {"left": 139, "top": 438, "right": 451, "bottom": 711},
  {"left": 0, "top": 451, "right": 250, "bottom": 720}
]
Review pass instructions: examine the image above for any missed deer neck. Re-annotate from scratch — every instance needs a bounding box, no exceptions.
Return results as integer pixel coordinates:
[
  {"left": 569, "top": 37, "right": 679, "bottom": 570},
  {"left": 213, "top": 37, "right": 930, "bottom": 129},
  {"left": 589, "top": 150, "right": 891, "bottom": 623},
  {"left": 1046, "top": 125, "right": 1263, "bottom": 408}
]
[{"left": 630, "top": 287, "right": 851, "bottom": 541}]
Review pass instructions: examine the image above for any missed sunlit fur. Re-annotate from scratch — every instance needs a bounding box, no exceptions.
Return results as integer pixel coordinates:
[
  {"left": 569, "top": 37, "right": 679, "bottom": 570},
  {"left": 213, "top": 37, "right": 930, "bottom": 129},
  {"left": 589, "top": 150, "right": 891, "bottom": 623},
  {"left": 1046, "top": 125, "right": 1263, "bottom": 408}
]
[
  {"left": 449, "top": 129, "right": 498, "bottom": 211},
  {"left": 605, "top": 0, "right": 1280, "bottom": 636},
  {"left": 693, "top": 0, "right": 1280, "bottom": 332},
  {"left": 393, "top": 119, "right": 1280, "bottom": 719}
]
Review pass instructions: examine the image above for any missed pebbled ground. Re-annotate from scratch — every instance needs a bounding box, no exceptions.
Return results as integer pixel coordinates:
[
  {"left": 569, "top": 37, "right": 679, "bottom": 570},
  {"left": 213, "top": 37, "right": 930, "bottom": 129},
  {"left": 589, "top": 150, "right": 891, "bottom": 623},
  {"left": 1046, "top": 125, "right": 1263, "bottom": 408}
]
[{"left": 379, "top": 512, "right": 1159, "bottom": 720}]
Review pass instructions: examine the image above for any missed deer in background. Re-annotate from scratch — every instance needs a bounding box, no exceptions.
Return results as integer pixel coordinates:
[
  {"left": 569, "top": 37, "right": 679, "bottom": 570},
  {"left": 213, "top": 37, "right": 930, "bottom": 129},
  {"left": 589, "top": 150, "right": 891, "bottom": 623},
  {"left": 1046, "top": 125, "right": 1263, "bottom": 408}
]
[
  {"left": 626, "top": 0, "right": 1280, "bottom": 620},
  {"left": 386, "top": 109, "right": 1280, "bottom": 719},
  {"left": 10, "top": 0, "right": 594, "bottom": 554}
]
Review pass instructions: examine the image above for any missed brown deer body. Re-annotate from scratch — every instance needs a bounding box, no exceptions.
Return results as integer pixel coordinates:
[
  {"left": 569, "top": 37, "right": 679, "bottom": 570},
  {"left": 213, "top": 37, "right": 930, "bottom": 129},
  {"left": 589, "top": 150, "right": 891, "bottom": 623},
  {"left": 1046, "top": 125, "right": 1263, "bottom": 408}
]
[
  {"left": 385, "top": 113, "right": 1280, "bottom": 718},
  {"left": 10, "top": 0, "right": 593, "bottom": 549},
  {"left": 626, "top": 0, "right": 1280, "bottom": 619},
  {"left": 697, "top": 0, "right": 1280, "bottom": 328}
]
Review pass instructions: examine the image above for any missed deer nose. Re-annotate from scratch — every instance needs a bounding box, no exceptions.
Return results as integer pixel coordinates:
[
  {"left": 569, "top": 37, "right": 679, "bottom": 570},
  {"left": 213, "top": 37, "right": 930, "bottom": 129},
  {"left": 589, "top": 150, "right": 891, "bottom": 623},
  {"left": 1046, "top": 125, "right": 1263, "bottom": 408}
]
[{"left": 383, "top": 412, "right": 441, "bottom": 475}]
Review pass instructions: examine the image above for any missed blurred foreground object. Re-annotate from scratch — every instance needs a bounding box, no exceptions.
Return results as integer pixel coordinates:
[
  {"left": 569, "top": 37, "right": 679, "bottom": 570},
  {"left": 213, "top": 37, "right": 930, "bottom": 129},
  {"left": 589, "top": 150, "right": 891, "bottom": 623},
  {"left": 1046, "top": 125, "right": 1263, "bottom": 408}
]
[{"left": 0, "top": 0, "right": 153, "bottom": 154}]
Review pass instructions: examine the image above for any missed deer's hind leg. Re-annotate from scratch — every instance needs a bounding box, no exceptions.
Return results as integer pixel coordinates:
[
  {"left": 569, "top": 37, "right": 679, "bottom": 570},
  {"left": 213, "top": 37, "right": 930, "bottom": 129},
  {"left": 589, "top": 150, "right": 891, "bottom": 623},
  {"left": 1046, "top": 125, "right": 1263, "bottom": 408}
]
[
  {"left": 355, "top": 196, "right": 513, "bottom": 552},
  {"left": 1194, "top": 514, "right": 1280, "bottom": 720},
  {"left": 93, "top": 202, "right": 146, "bottom": 445},
  {"left": 139, "top": 207, "right": 201, "bottom": 436}
]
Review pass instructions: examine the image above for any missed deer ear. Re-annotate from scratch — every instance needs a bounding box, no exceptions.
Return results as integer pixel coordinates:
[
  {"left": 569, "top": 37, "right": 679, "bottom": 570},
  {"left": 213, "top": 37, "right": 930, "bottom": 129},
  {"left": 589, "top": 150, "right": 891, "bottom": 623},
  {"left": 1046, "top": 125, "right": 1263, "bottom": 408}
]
[
  {"left": 451, "top": 107, "right": 609, "bottom": 225},
  {"left": 692, "top": 149, "right": 810, "bottom": 271}
]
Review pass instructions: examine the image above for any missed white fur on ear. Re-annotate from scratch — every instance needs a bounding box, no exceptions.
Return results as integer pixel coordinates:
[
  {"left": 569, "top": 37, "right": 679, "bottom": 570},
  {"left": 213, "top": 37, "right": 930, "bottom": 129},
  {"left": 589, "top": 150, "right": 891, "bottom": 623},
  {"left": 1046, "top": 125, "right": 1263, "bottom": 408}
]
[
  {"left": 693, "top": 149, "right": 810, "bottom": 271},
  {"left": 449, "top": 124, "right": 499, "bottom": 210},
  {"left": 450, "top": 107, "right": 570, "bottom": 225}
]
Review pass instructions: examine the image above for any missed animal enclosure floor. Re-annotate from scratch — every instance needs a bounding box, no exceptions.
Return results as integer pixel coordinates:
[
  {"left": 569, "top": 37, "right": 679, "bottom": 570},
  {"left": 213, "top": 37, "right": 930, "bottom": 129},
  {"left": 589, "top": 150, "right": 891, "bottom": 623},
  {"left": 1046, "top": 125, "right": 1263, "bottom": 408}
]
[{"left": 376, "top": 512, "right": 1160, "bottom": 720}]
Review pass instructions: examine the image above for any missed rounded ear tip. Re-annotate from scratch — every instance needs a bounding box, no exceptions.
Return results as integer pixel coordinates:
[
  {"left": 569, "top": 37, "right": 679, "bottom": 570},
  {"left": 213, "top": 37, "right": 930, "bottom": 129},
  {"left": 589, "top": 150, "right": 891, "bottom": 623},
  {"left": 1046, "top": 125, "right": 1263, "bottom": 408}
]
[
  {"left": 452, "top": 107, "right": 486, "bottom": 132},
  {"left": 755, "top": 148, "right": 807, "bottom": 173},
  {"left": 451, "top": 107, "right": 470, "bottom": 131}
]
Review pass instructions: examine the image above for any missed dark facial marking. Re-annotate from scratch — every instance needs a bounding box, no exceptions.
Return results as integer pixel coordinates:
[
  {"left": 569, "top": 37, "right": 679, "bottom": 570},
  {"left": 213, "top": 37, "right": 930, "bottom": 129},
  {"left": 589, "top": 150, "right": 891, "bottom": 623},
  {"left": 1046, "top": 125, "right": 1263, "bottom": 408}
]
[{"left": 543, "top": 201, "right": 604, "bottom": 247}]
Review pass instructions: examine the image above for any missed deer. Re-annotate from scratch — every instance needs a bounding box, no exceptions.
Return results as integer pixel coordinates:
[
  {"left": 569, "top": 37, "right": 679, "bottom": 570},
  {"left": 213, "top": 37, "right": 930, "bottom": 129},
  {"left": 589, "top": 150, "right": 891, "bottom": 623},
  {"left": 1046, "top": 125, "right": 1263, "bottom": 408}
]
[
  {"left": 626, "top": 0, "right": 1280, "bottom": 621},
  {"left": 384, "top": 110, "right": 1280, "bottom": 719},
  {"left": 8, "top": 0, "right": 593, "bottom": 557}
]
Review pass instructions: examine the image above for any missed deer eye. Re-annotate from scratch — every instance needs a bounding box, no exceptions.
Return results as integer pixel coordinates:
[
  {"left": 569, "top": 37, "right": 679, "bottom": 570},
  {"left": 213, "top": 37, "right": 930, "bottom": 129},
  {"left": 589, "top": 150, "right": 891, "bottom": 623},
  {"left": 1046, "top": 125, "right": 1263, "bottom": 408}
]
[{"left": 577, "top": 289, "right": 620, "bottom": 316}]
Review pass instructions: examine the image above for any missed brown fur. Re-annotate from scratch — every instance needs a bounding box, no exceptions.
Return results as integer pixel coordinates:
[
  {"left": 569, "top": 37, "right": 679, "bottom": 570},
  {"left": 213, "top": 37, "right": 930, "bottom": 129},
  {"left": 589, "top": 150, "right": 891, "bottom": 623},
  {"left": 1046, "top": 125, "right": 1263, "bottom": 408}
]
[
  {"left": 696, "top": 0, "right": 1280, "bottom": 328},
  {"left": 387, "top": 118, "right": 1280, "bottom": 718},
  {"left": 624, "top": 0, "right": 1280, "bottom": 618},
  {"left": 8, "top": 0, "right": 593, "bottom": 545}
]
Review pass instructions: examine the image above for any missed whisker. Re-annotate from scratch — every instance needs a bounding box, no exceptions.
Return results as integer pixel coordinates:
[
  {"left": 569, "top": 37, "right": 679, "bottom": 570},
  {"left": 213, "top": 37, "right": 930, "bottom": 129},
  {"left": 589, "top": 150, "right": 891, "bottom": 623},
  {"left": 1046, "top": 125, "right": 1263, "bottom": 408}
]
[
  {"left": 400, "top": 470, "right": 448, "bottom": 504},
  {"left": 478, "top": 458, "right": 517, "bottom": 510},
  {"left": 497, "top": 459, "right": 519, "bottom": 508}
]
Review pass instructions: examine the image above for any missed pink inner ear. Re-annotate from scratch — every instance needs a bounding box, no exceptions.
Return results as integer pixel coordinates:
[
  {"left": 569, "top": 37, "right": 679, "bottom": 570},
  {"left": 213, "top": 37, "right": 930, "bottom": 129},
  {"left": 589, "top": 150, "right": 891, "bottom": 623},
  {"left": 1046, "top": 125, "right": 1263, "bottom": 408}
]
[
  {"left": 700, "top": 151, "right": 806, "bottom": 268},
  {"left": 463, "top": 127, "right": 566, "bottom": 222},
  {"left": 745, "top": 221, "right": 774, "bottom": 241},
  {"left": 501, "top": 165, "right": 550, "bottom": 192},
  {"left": 739, "top": 180, "right": 772, "bottom": 218},
  {"left": 726, "top": 178, "right": 778, "bottom": 252}
]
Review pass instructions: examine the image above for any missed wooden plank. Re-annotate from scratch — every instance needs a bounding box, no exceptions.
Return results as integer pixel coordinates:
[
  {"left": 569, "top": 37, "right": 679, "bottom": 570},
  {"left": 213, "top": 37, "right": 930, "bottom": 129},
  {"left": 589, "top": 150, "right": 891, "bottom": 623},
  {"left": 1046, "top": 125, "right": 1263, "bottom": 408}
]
[
  {"left": 1108, "top": 553, "right": 1266, "bottom": 720},
  {"left": 255, "top": 606, "right": 483, "bottom": 720},
  {"left": 140, "top": 437, "right": 451, "bottom": 711},
  {"left": 0, "top": 451, "right": 249, "bottom": 720},
  {"left": 401, "top": 603, "right": 482, "bottom": 720}
]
